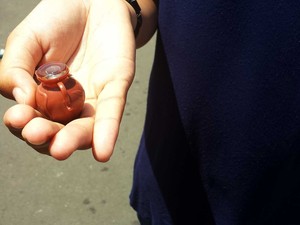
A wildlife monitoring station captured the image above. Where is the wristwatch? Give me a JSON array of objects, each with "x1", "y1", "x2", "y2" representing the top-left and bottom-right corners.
[{"x1": 126, "y1": 0, "x2": 142, "y2": 37}]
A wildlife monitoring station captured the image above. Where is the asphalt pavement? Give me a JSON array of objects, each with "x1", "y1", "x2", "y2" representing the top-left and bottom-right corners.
[{"x1": 0, "y1": 1, "x2": 155, "y2": 224}]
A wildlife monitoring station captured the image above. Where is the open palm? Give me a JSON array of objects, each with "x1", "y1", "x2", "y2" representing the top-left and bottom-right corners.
[{"x1": 0, "y1": 0, "x2": 137, "y2": 161}]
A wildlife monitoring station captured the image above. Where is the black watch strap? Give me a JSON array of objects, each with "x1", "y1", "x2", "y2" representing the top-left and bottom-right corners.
[{"x1": 126, "y1": 0, "x2": 142, "y2": 37}]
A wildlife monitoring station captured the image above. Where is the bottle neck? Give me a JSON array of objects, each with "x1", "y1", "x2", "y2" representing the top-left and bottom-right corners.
[{"x1": 40, "y1": 75, "x2": 70, "y2": 88}]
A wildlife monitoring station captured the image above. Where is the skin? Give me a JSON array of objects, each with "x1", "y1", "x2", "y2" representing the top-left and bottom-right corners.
[{"x1": 0, "y1": 0, "x2": 157, "y2": 161}]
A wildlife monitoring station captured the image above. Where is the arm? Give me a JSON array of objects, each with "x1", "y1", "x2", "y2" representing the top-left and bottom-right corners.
[{"x1": 0, "y1": 0, "x2": 157, "y2": 161}]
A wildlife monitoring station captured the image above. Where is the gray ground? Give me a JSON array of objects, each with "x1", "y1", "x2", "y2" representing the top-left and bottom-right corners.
[{"x1": 0, "y1": 1, "x2": 155, "y2": 224}]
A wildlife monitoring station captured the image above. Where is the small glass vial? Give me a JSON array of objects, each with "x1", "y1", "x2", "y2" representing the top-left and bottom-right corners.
[{"x1": 35, "y1": 62, "x2": 85, "y2": 124}]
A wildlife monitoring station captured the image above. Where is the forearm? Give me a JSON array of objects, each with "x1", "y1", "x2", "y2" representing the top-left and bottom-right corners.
[{"x1": 126, "y1": 0, "x2": 158, "y2": 48}]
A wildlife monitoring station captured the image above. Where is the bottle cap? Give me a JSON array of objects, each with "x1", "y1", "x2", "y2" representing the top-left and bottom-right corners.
[{"x1": 35, "y1": 62, "x2": 69, "y2": 84}]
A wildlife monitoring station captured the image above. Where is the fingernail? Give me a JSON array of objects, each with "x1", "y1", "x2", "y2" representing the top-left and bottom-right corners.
[{"x1": 13, "y1": 87, "x2": 26, "y2": 104}]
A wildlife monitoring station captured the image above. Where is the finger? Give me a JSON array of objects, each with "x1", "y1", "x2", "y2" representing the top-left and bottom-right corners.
[
  {"x1": 92, "y1": 79, "x2": 130, "y2": 162},
  {"x1": 0, "y1": 22, "x2": 44, "y2": 105},
  {"x1": 22, "y1": 117, "x2": 63, "y2": 156},
  {"x1": 21, "y1": 101, "x2": 95, "y2": 160},
  {"x1": 22, "y1": 117, "x2": 63, "y2": 146},
  {"x1": 49, "y1": 117, "x2": 94, "y2": 160},
  {"x1": 3, "y1": 104, "x2": 43, "y2": 135},
  {"x1": 3, "y1": 104, "x2": 55, "y2": 155},
  {"x1": 0, "y1": 62, "x2": 38, "y2": 106},
  {"x1": 47, "y1": 102, "x2": 95, "y2": 160}
]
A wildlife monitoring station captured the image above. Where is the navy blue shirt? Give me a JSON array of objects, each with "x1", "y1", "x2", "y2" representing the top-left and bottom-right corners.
[{"x1": 130, "y1": 1, "x2": 300, "y2": 224}]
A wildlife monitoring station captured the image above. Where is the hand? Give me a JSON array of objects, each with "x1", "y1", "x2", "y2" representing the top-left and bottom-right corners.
[{"x1": 0, "y1": 0, "x2": 137, "y2": 161}]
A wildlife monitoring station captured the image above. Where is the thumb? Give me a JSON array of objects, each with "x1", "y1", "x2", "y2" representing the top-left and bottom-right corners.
[
  {"x1": 0, "y1": 28, "x2": 41, "y2": 106},
  {"x1": 0, "y1": 59, "x2": 37, "y2": 106}
]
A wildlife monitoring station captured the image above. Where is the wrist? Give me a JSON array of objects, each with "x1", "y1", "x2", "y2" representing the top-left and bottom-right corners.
[{"x1": 125, "y1": 0, "x2": 142, "y2": 37}]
